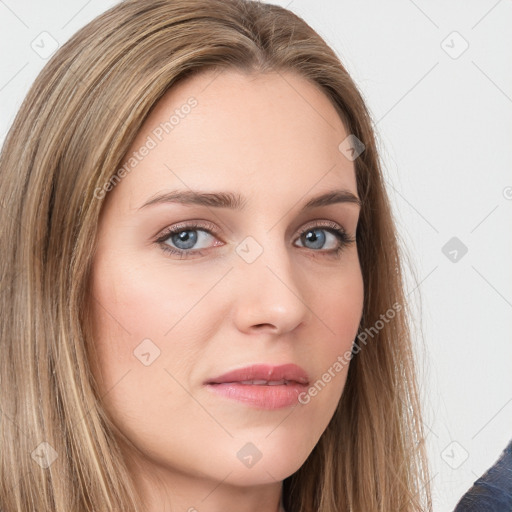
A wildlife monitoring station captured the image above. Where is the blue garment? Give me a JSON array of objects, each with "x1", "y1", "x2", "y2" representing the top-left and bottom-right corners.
[{"x1": 453, "y1": 438, "x2": 512, "y2": 511}]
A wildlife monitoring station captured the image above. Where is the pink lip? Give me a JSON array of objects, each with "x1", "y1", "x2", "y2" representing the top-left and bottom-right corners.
[{"x1": 204, "y1": 363, "x2": 309, "y2": 410}]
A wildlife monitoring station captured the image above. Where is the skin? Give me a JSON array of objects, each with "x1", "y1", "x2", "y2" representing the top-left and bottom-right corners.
[{"x1": 88, "y1": 69, "x2": 364, "y2": 512}]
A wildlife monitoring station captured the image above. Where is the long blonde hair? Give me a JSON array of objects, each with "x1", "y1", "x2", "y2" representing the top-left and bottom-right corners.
[{"x1": 0, "y1": 0, "x2": 432, "y2": 510}]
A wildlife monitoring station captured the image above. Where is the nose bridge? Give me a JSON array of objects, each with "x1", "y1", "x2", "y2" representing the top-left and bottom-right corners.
[{"x1": 231, "y1": 228, "x2": 309, "y2": 333}]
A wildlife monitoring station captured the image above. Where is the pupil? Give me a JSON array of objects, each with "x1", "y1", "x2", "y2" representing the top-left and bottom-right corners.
[
  {"x1": 173, "y1": 230, "x2": 197, "y2": 249},
  {"x1": 304, "y1": 229, "x2": 325, "y2": 249}
]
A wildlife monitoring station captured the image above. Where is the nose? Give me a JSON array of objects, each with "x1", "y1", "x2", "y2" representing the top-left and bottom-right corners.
[{"x1": 231, "y1": 237, "x2": 311, "y2": 336}]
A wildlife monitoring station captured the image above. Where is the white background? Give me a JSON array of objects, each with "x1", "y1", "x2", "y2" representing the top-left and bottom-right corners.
[{"x1": 1, "y1": 1, "x2": 511, "y2": 510}]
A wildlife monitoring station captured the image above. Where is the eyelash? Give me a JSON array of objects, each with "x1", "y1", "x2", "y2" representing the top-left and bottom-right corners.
[{"x1": 154, "y1": 220, "x2": 355, "y2": 260}]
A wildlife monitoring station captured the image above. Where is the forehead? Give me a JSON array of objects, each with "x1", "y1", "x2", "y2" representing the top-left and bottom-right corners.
[{"x1": 110, "y1": 69, "x2": 357, "y2": 211}]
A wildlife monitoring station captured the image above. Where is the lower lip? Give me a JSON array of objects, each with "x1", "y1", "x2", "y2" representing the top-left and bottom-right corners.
[{"x1": 205, "y1": 382, "x2": 308, "y2": 409}]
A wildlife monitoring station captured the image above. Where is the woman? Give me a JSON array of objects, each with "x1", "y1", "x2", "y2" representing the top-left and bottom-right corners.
[{"x1": 0, "y1": 0, "x2": 432, "y2": 511}]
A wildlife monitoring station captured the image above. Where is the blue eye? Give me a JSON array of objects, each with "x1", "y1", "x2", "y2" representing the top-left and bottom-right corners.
[
  {"x1": 295, "y1": 223, "x2": 355, "y2": 257},
  {"x1": 166, "y1": 228, "x2": 209, "y2": 251},
  {"x1": 155, "y1": 221, "x2": 355, "y2": 259},
  {"x1": 297, "y1": 227, "x2": 342, "y2": 251}
]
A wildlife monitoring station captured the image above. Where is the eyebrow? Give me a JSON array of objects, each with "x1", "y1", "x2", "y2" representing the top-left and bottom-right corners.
[{"x1": 138, "y1": 188, "x2": 361, "y2": 211}]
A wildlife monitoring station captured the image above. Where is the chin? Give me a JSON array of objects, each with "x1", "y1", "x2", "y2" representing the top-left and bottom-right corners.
[
  {"x1": 213, "y1": 437, "x2": 314, "y2": 486},
  {"x1": 215, "y1": 458, "x2": 305, "y2": 488}
]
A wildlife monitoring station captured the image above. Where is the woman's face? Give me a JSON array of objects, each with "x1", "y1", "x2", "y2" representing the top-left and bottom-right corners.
[{"x1": 89, "y1": 69, "x2": 364, "y2": 500}]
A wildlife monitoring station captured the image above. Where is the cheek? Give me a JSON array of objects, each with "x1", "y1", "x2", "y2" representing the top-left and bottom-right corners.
[
  {"x1": 301, "y1": 258, "x2": 364, "y2": 407},
  {"x1": 87, "y1": 248, "x2": 231, "y2": 403},
  {"x1": 89, "y1": 249, "x2": 226, "y2": 346},
  {"x1": 87, "y1": 252, "x2": 214, "y2": 450},
  {"x1": 313, "y1": 254, "x2": 364, "y2": 351}
]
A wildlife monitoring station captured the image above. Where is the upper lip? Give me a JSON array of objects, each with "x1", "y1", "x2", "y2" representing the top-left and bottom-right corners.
[{"x1": 205, "y1": 363, "x2": 309, "y2": 385}]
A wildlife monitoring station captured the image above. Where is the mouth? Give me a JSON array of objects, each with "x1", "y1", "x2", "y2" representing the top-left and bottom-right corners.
[
  {"x1": 221, "y1": 379, "x2": 300, "y2": 385},
  {"x1": 204, "y1": 363, "x2": 310, "y2": 409}
]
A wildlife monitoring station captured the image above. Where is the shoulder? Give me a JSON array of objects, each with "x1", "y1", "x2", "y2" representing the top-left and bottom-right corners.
[{"x1": 454, "y1": 438, "x2": 512, "y2": 511}]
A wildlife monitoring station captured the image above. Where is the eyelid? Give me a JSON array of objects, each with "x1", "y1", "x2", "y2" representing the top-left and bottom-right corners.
[
  {"x1": 154, "y1": 219, "x2": 352, "y2": 244},
  {"x1": 154, "y1": 219, "x2": 219, "y2": 242},
  {"x1": 297, "y1": 219, "x2": 346, "y2": 235}
]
